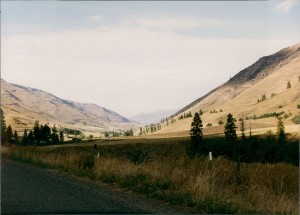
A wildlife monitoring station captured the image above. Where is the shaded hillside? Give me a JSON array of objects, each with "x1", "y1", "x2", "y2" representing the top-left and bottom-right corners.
[{"x1": 1, "y1": 79, "x2": 139, "y2": 133}]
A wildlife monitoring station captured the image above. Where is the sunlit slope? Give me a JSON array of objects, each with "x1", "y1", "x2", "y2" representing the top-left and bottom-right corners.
[{"x1": 157, "y1": 44, "x2": 300, "y2": 135}]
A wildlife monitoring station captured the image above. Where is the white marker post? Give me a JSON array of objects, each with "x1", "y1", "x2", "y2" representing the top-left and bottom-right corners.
[{"x1": 208, "y1": 152, "x2": 212, "y2": 169}]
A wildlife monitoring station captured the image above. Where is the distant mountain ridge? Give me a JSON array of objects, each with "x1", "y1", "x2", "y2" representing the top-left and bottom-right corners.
[
  {"x1": 129, "y1": 109, "x2": 179, "y2": 125},
  {"x1": 1, "y1": 79, "x2": 139, "y2": 133}
]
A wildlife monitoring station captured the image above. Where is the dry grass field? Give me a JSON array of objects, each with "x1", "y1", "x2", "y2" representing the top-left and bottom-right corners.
[{"x1": 4, "y1": 136, "x2": 299, "y2": 214}]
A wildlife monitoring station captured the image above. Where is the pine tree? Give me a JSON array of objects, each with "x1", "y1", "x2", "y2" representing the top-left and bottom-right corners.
[
  {"x1": 240, "y1": 118, "x2": 246, "y2": 141},
  {"x1": 1, "y1": 108, "x2": 7, "y2": 144},
  {"x1": 6, "y1": 125, "x2": 13, "y2": 143},
  {"x1": 42, "y1": 124, "x2": 51, "y2": 142},
  {"x1": 276, "y1": 118, "x2": 285, "y2": 143},
  {"x1": 33, "y1": 121, "x2": 41, "y2": 144},
  {"x1": 22, "y1": 129, "x2": 28, "y2": 146},
  {"x1": 28, "y1": 131, "x2": 34, "y2": 145},
  {"x1": 190, "y1": 112, "x2": 203, "y2": 146},
  {"x1": 14, "y1": 130, "x2": 19, "y2": 144},
  {"x1": 59, "y1": 130, "x2": 64, "y2": 142},
  {"x1": 51, "y1": 125, "x2": 59, "y2": 144},
  {"x1": 224, "y1": 113, "x2": 237, "y2": 142},
  {"x1": 287, "y1": 81, "x2": 291, "y2": 89}
]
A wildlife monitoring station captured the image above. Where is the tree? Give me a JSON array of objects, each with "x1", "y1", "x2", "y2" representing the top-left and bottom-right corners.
[
  {"x1": 6, "y1": 125, "x2": 13, "y2": 143},
  {"x1": 1, "y1": 108, "x2": 7, "y2": 144},
  {"x1": 190, "y1": 112, "x2": 203, "y2": 146},
  {"x1": 33, "y1": 121, "x2": 41, "y2": 143},
  {"x1": 14, "y1": 130, "x2": 19, "y2": 144},
  {"x1": 240, "y1": 118, "x2": 246, "y2": 141},
  {"x1": 41, "y1": 124, "x2": 51, "y2": 142},
  {"x1": 261, "y1": 94, "x2": 266, "y2": 101},
  {"x1": 218, "y1": 120, "x2": 224, "y2": 125},
  {"x1": 59, "y1": 130, "x2": 64, "y2": 143},
  {"x1": 28, "y1": 131, "x2": 34, "y2": 145},
  {"x1": 276, "y1": 117, "x2": 285, "y2": 143},
  {"x1": 199, "y1": 109, "x2": 204, "y2": 116},
  {"x1": 287, "y1": 81, "x2": 291, "y2": 89},
  {"x1": 124, "y1": 129, "x2": 134, "y2": 136},
  {"x1": 51, "y1": 125, "x2": 59, "y2": 144},
  {"x1": 224, "y1": 113, "x2": 237, "y2": 142},
  {"x1": 88, "y1": 135, "x2": 94, "y2": 140},
  {"x1": 22, "y1": 129, "x2": 28, "y2": 146}
]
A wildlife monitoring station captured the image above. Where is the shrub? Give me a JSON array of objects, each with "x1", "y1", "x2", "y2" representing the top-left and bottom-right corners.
[
  {"x1": 284, "y1": 114, "x2": 289, "y2": 119},
  {"x1": 287, "y1": 81, "x2": 291, "y2": 89},
  {"x1": 292, "y1": 114, "x2": 300, "y2": 124},
  {"x1": 206, "y1": 123, "x2": 212, "y2": 127},
  {"x1": 297, "y1": 104, "x2": 300, "y2": 109},
  {"x1": 271, "y1": 93, "x2": 276, "y2": 97}
]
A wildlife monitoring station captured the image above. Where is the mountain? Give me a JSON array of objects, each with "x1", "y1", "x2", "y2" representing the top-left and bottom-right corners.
[
  {"x1": 0, "y1": 79, "x2": 139, "y2": 133},
  {"x1": 129, "y1": 109, "x2": 179, "y2": 125},
  {"x1": 157, "y1": 43, "x2": 300, "y2": 135}
]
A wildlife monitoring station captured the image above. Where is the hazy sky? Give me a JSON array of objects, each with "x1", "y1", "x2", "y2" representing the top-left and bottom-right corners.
[{"x1": 1, "y1": 1, "x2": 299, "y2": 117}]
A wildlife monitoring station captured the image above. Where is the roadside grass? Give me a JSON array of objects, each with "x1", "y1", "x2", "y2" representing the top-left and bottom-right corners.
[{"x1": 4, "y1": 138, "x2": 299, "y2": 214}]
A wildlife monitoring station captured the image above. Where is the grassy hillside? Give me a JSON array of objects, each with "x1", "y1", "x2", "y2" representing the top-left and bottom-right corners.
[{"x1": 156, "y1": 44, "x2": 300, "y2": 135}]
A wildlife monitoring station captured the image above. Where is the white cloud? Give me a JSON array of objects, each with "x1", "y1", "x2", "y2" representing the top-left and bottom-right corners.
[
  {"x1": 274, "y1": 0, "x2": 298, "y2": 14},
  {"x1": 87, "y1": 15, "x2": 102, "y2": 22}
]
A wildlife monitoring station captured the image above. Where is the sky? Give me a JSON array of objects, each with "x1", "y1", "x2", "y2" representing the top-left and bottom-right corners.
[{"x1": 1, "y1": 0, "x2": 300, "y2": 117}]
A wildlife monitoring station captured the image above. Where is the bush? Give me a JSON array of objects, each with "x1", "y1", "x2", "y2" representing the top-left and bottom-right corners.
[
  {"x1": 206, "y1": 123, "x2": 212, "y2": 127},
  {"x1": 292, "y1": 114, "x2": 300, "y2": 124}
]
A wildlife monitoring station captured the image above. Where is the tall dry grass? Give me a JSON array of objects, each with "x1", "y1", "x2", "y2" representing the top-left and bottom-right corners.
[{"x1": 5, "y1": 145, "x2": 299, "y2": 214}]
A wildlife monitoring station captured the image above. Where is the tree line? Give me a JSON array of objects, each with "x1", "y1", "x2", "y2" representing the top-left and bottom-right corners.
[
  {"x1": 1, "y1": 109, "x2": 64, "y2": 146},
  {"x1": 188, "y1": 112, "x2": 298, "y2": 166},
  {"x1": 21, "y1": 121, "x2": 64, "y2": 146}
]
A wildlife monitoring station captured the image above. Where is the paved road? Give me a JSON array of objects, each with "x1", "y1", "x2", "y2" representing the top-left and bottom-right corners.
[{"x1": 1, "y1": 159, "x2": 193, "y2": 214}]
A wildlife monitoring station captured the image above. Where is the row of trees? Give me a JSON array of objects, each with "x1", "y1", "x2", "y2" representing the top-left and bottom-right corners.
[
  {"x1": 103, "y1": 129, "x2": 134, "y2": 138},
  {"x1": 178, "y1": 111, "x2": 192, "y2": 120},
  {"x1": 188, "y1": 112, "x2": 296, "y2": 165},
  {"x1": 139, "y1": 123, "x2": 162, "y2": 135},
  {"x1": 21, "y1": 121, "x2": 64, "y2": 146}
]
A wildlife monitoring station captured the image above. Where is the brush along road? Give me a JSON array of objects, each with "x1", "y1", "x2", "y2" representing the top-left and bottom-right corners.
[{"x1": 1, "y1": 159, "x2": 195, "y2": 214}]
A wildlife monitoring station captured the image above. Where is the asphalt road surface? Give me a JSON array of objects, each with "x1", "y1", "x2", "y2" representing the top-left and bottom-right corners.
[{"x1": 1, "y1": 159, "x2": 194, "y2": 214}]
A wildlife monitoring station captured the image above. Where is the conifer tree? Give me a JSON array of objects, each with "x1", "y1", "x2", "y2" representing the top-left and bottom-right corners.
[
  {"x1": 33, "y1": 121, "x2": 41, "y2": 143},
  {"x1": 22, "y1": 129, "x2": 28, "y2": 146},
  {"x1": 59, "y1": 130, "x2": 64, "y2": 143},
  {"x1": 42, "y1": 124, "x2": 51, "y2": 142},
  {"x1": 240, "y1": 118, "x2": 246, "y2": 141},
  {"x1": 1, "y1": 108, "x2": 7, "y2": 143},
  {"x1": 51, "y1": 125, "x2": 59, "y2": 144},
  {"x1": 14, "y1": 130, "x2": 19, "y2": 144},
  {"x1": 287, "y1": 81, "x2": 291, "y2": 89},
  {"x1": 224, "y1": 113, "x2": 237, "y2": 142},
  {"x1": 190, "y1": 112, "x2": 203, "y2": 146},
  {"x1": 28, "y1": 131, "x2": 34, "y2": 145},
  {"x1": 6, "y1": 125, "x2": 13, "y2": 143},
  {"x1": 277, "y1": 118, "x2": 285, "y2": 143}
]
